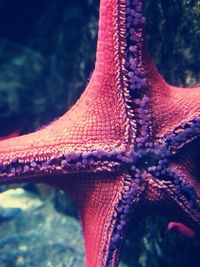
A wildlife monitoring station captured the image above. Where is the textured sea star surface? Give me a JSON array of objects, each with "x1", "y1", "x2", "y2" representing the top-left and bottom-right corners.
[{"x1": 0, "y1": 0, "x2": 200, "y2": 266}]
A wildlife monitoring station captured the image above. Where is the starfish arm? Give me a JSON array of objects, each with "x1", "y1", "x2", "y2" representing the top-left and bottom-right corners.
[
  {"x1": 56, "y1": 172, "x2": 145, "y2": 267},
  {"x1": 148, "y1": 65, "x2": 200, "y2": 142},
  {"x1": 150, "y1": 85, "x2": 200, "y2": 161},
  {"x1": 163, "y1": 167, "x2": 200, "y2": 230},
  {"x1": 138, "y1": 12, "x2": 200, "y2": 146},
  {"x1": 0, "y1": 0, "x2": 153, "y2": 183},
  {"x1": 151, "y1": 138, "x2": 200, "y2": 230},
  {"x1": 163, "y1": 115, "x2": 200, "y2": 155},
  {"x1": 0, "y1": 0, "x2": 133, "y2": 183}
]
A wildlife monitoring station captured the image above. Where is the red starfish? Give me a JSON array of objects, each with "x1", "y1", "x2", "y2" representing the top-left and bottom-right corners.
[
  {"x1": 0, "y1": 0, "x2": 200, "y2": 266},
  {"x1": 168, "y1": 221, "x2": 196, "y2": 238}
]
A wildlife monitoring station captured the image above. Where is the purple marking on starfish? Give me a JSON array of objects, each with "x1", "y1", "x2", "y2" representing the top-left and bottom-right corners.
[
  {"x1": 163, "y1": 118, "x2": 200, "y2": 153},
  {"x1": 108, "y1": 173, "x2": 144, "y2": 262},
  {"x1": 163, "y1": 168, "x2": 200, "y2": 217},
  {"x1": 123, "y1": 0, "x2": 154, "y2": 153}
]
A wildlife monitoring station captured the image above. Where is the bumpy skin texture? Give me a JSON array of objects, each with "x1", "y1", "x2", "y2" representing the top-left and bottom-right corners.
[{"x1": 0, "y1": 0, "x2": 200, "y2": 266}]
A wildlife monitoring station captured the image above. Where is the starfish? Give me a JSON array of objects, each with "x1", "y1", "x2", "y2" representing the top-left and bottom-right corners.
[{"x1": 0, "y1": 0, "x2": 199, "y2": 266}]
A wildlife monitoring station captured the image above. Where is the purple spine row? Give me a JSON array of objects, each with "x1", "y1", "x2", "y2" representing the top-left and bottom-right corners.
[
  {"x1": 0, "y1": 147, "x2": 132, "y2": 177},
  {"x1": 166, "y1": 167, "x2": 200, "y2": 215},
  {"x1": 164, "y1": 118, "x2": 200, "y2": 149},
  {"x1": 124, "y1": 0, "x2": 153, "y2": 150},
  {"x1": 108, "y1": 173, "x2": 142, "y2": 259}
]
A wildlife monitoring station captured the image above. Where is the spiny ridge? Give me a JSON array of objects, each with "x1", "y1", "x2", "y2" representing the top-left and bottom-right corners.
[
  {"x1": 0, "y1": 148, "x2": 127, "y2": 179},
  {"x1": 164, "y1": 117, "x2": 200, "y2": 152},
  {"x1": 165, "y1": 167, "x2": 200, "y2": 220},
  {"x1": 122, "y1": 0, "x2": 153, "y2": 150},
  {"x1": 107, "y1": 173, "x2": 144, "y2": 264}
]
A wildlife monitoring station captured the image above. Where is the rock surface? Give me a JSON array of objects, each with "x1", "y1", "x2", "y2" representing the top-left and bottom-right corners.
[{"x1": 0, "y1": 189, "x2": 84, "y2": 267}]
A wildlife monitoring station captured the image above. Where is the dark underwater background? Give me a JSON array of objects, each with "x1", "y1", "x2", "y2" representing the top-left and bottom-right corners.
[{"x1": 0, "y1": 0, "x2": 199, "y2": 266}]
